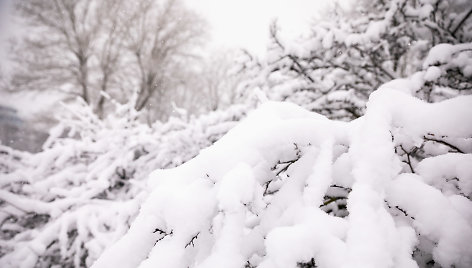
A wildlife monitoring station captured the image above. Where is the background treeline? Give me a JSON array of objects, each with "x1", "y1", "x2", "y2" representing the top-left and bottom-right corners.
[{"x1": 2, "y1": 0, "x2": 242, "y2": 125}]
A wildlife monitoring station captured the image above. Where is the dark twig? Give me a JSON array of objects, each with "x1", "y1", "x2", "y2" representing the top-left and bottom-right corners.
[
  {"x1": 320, "y1": 196, "x2": 347, "y2": 207},
  {"x1": 276, "y1": 161, "x2": 295, "y2": 176},
  {"x1": 385, "y1": 201, "x2": 415, "y2": 220},
  {"x1": 452, "y1": 8, "x2": 472, "y2": 37},
  {"x1": 153, "y1": 228, "x2": 173, "y2": 245},
  {"x1": 330, "y1": 185, "x2": 352, "y2": 192},
  {"x1": 185, "y1": 232, "x2": 200, "y2": 248},
  {"x1": 399, "y1": 145, "x2": 415, "y2": 173},
  {"x1": 423, "y1": 136, "x2": 464, "y2": 153}
]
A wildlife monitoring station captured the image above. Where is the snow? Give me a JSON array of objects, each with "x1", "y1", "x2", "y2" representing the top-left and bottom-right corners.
[
  {"x1": 2, "y1": 0, "x2": 472, "y2": 267},
  {"x1": 423, "y1": 43, "x2": 456, "y2": 67},
  {"x1": 92, "y1": 87, "x2": 472, "y2": 268},
  {"x1": 416, "y1": 154, "x2": 472, "y2": 196},
  {"x1": 0, "y1": 100, "x2": 248, "y2": 268},
  {"x1": 423, "y1": 66, "x2": 441, "y2": 81},
  {"x1": 423, "y1": 43, "x2": 472, "y2": 76},
  {"x1": 386, "y1": 174, "x2": 472, "y2": 267}
]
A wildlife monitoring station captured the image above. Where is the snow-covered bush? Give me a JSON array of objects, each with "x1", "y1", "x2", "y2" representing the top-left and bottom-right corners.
[
  {"x1": 93, "y1": 84, "x2": 472, "y2": 268},
  {"x1": 92, "y1": 36, "x2": 472, "y2": 267},
  {"x1": 241, "y1": 0, "x2": 472, "y2": 120},
  {"x1": 2, "y1": 1, "x2": 472, "y2": 267},
  {"x1": 0, "y1": 99, "x2": 247, "y2": 267}
]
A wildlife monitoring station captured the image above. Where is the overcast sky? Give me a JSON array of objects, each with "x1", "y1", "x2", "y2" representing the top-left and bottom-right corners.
[{"x1": 184, "y1": 0, "x2": 338, "y2": 55}]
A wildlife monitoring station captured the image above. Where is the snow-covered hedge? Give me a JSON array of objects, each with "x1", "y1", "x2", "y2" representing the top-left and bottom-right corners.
[
  {"x1": 0, "y1": 100, "x2": 247, "y2": 267},
  {"x1": 92, "y1": 83, "x2": 472, "y2": 268}
]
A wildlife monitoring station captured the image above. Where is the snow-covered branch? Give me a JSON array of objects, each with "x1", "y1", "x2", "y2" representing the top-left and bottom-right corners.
[{"x1": 93, "y1": 87, "x2": 472, "y2": 268}]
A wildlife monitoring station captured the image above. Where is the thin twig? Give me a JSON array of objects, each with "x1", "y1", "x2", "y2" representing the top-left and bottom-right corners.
[
  {"x1": 423, "y1": 136, "x2": 464, "y2": 153},
  {"x1": 399, "y1": 145, "x2": 415, "y2": 173},
  {"x1": 320, "y1": 196, "x2": 347, "y2": 207},
  {"x1": 452, "y1": 8, "x2": 472, "y2": 37},
  {"x1": 185, "y1": 232, "x2": 200, "y2": 248}
]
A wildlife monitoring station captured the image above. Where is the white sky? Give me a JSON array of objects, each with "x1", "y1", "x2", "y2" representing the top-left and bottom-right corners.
[{"x1": 185, "y1": 0, "x2": 336, "y2": 55}]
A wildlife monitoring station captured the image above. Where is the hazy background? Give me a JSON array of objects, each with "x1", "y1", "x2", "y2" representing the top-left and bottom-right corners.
[{"x1": 0, "y1": 0, "x2": 341, "y2": 152}]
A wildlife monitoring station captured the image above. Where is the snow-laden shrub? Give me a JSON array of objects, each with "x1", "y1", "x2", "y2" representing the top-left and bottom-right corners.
[
  {"x1": 93, "y1": 85, "x2": 472, "y2": 268},
  {"x1": 0, "y1": 99, "x2": 247, "y2": 267},
  {"x1": 2, "y1": 1, "x2": 471, "y2": 267},
  {"x1": 240, "y1": 0, "x2": 472, "y2": 120}
]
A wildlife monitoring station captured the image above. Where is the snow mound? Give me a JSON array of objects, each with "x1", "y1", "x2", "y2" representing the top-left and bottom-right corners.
[{"x1": 93, "y1": 89, "x2": 472, "y2": 268}]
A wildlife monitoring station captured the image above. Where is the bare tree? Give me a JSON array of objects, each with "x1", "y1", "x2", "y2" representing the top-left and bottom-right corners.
[
  {"x1": 10, "y1": 0, "x2": 207, "y2": 120},
  {"x1": 198, "y1": 49, "x2": 244, "y2": 111},
  {"x1": 94, "y1": 0, "x2": 130, "y2": 117},
  {"x1": 125, "y1": 0, "x2": 205, "y2": 114},
  {"x1": 13, "y1": 0, "x2": 100, "y2": 104}
]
